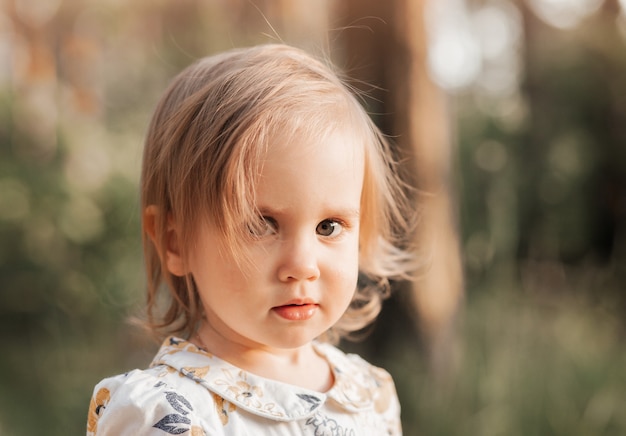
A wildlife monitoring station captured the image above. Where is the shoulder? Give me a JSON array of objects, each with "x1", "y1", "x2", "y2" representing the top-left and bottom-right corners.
[
  {"x1": 315, "y1": 342, "x2": 400, "y2": 405},
  {"x1": 315, "y1": 342, "x2": 402, "y2": 435},
  {"x1": 87, "y1": 366, "x2": 214, "y2": 436},
  {"x1": 315, "y1": 342, "x2": 395, "y2": 387}
]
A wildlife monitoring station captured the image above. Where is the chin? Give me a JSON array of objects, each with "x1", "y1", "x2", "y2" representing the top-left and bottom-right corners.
[{"x1": 265, "y1": 331, "x2": 322, "y2": 350}]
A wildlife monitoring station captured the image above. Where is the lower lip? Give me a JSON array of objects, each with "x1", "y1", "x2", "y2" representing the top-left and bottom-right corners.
[{"x1": 273, "y1": 304, "x2": 318, "y2": 321}]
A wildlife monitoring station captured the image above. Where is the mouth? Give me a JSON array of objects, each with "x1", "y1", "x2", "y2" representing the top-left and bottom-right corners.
[{"x1": 272, "y1": 302, "x2": 319, "y2": 321}]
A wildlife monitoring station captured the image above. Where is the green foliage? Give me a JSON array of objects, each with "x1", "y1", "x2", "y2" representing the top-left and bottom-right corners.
[
  {"x1": 0, "y1": 94, "x2": 144, "y2": 433},
  {"x1": 388, "y1": 285, "x2": 626, "y2": 436}
]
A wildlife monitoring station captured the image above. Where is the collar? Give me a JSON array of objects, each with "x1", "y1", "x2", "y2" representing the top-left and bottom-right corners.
[{"x1": 150, "y1": 336, "x2": 381, "y2": 422}]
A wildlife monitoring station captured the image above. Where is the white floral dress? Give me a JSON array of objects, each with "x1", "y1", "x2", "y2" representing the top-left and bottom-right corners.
[{"x1": 87, "y1": 337, "x2": 402, "y2": 435}]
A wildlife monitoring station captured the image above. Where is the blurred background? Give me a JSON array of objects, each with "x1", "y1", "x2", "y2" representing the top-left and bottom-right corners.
[{"x1": 1, "y1": 0, "x2": 625, "y2": 434}]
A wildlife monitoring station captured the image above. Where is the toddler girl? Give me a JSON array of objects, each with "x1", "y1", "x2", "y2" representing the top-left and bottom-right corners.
[{"x1": 87, "y1": 44, "x2": 414, "y2": 435}]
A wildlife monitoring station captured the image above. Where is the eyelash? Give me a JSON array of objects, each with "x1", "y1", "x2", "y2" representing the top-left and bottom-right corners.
[
  {"x1": 252, "y1": 217, "x2": 349, "y2": 239},
  {"x1": 316, "y1": 219, "x2": 344, "y2": 238}
]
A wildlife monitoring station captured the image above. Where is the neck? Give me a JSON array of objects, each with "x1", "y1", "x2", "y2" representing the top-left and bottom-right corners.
[{"x1": 194, "y1": 322, "x2": 334, "y2": 392}]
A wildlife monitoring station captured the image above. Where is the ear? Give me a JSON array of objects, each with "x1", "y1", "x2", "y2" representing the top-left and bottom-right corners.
[{"x1": 143, "y1": 205, "x2": 187, "y2": 277}]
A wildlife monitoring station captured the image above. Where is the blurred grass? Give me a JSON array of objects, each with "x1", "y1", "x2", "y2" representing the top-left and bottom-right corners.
[{"x1": 384, "y1": 279, "x2": 626, "y2": 436}]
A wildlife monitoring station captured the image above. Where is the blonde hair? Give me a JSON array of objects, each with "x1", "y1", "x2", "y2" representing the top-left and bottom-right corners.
[{"x1": 141, "y1": 44, "x2": 414, "y2": 344}]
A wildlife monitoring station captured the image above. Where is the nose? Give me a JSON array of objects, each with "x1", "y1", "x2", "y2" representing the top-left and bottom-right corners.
[{"x1": 277, "y1": 235, "x2": 320, "y2": 282}]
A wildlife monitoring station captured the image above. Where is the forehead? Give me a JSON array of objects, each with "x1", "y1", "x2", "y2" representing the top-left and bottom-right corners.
[
  {"x1": 265, "y1": 123, "x2": 365, "y2": 162},
  {"x1": 255, "y1": 127, "x2": 365, "y2": 207},
  {"x1": 265, "y1": 98, "x2": 370, "y2": 152}
]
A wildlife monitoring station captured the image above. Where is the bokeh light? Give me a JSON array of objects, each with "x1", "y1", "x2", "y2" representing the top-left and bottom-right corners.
[
  {"x1": 527, "y1": 0, "x2": 604, "y2": 29},
  {"x1": 427, "y1": 0, "x2": 481, "y2": 90}
]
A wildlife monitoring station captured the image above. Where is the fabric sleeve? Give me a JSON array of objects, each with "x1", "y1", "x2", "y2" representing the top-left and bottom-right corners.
[
  {"x1": 343, "y1": 351, "x2": 402, "y2": 436},
  {"x1": 87, "y1": 370, "x2": 207, "y2": 436},
  {"x1": 370, "y1": 365, "x2": 403, "y2": 436}
]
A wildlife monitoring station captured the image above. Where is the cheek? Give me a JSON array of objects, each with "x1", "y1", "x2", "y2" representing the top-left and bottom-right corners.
[
  {"x1": 207, "y1": 262, "x2": 253, "y2": 291},
  {"x1": 337, "y1": 269, "x2": 359, "y2": 312},
  {"x1": 328, "y1": 245, "x2": 360, "y2": 291},
  {"x1": 190, "y1": 249, "x2": 241, "y2": 293}
]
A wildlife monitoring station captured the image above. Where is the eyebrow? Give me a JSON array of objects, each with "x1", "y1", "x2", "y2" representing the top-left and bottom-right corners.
[{"x1": 257, "y1": 206, "x2": 360, "y2": 219}]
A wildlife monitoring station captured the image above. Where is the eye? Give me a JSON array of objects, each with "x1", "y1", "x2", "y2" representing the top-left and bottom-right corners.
[
  {"x1": 249, "y1": 216, "x2": 277, "y2": 238},
  {"x1": 316, "y1": 219, "x2": 343, "y2": 238}
]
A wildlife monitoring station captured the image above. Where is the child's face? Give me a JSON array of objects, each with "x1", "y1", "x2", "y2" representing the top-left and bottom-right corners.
[{"x1": 186, "y1": 128, "x2": 364, "y2": 351}]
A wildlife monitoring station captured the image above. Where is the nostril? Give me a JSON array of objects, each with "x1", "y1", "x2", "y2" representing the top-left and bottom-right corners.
[
  {"x1": 277, "y1": 238, "x2": 320, "y2": 282},
  {"x1": 279, "y1": 261, "x2": 320, "y2": 282}
]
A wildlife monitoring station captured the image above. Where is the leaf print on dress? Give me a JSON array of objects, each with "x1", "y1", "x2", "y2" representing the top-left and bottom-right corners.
[
  {"x1": 153, "y1": 413, "x2": 192, "y2": 435},
  {"x1": 153, "y1": 391, "x2": 195, "y2": 434},
  {"x1": 190, "y1": 426, "x2": 206, "y2": 436},
  {"x1": 181, "y1": 365, "x2": 210, "y2": 381},
  {"x1": 87, "y1": 387, "x2": 110, "y2": 435},
  {"x1": 156, "y1": 336, "x2": 214, "y2": 361},
  {"x1": 213, "y1": 392, "x2": 237, "y2": 426},
  {"x1": 165, "y1": 391, "x2": 193, "y2": 415},
  {"x1": 305, "y1": 413, "x2": 356, "y2": 436},
  {"x1": 296, "y1": 393, "x2": 322, "y2": 412}
]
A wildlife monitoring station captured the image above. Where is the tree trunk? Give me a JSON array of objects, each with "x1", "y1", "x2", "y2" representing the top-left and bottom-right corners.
[{"x1": 334, "y1": 0, "x2": 464, "y2": 368}]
